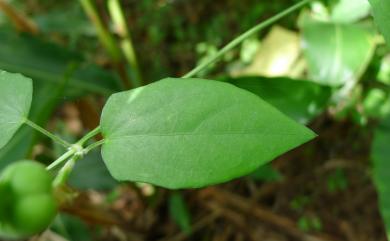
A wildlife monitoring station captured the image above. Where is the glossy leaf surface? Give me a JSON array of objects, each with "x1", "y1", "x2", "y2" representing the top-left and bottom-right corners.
[
  {"x1": 0, "y1": 72, "x2": 32, "y2": 149},
  {"x1": 100, "y1": 78, "x2": 315, "y2": 189}
]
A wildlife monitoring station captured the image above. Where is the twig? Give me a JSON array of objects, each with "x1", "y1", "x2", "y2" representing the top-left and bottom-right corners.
[
  {"x1": 182, "y1": 0, "x2": 311, "y2": 78},
  {"x1": 204, "y1": 201, "x2": 258, "y2": 241},
  {"x1": 25, "y1": 119, "x2": 72, "y2": 148},
  {"x1": 159, "y1": 211, "x2": 220, "y2": 241},
  {"x1": 200, "y1": 187, "x2": 327, "y2": 241}
]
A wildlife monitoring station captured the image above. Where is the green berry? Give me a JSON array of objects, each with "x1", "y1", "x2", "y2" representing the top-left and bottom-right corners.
[
  {"x1": 8, "y1": 161, "x2": 52, "y2": 196},
  {"x1": 0, "y1": 160, "x2": 58, "y2": 239},
  {"x1": 12, "y1": 194, "x2": 57, "y2": 235}
]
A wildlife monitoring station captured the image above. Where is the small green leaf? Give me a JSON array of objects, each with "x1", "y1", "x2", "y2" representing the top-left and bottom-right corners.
[
  {"x1": 372, "y1": 115, "x2": 390, "y2": 238},
  {"x1": 302, "y1": 20, "x2": 375, "y2": 86},
  {"x1": 100, "y1": 78, "x2": 316, "y2": 189},
  {"x1": 248, "y1": 164, "x2": 283, "y2": 182},
  {"x1": 169, "y1": 192, "x2": 192, "y2": 233},
  {"x1": 369, "y1": 0, "x2": 390, "y2": 46},
  {"x1": 0, "y1": 71, "x2": 32, "y2": 149},
  {"x1": 224, "y1": 77, "x2": 331, "y2": 124}
]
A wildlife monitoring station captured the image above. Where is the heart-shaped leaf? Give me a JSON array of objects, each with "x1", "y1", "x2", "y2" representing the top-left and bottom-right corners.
[
  {"x1": 0, "y1": 71, "x2": 32, "y2": 149},
  {"x1": 100, "y1": 78, "x2": 315, "y2": 189}
]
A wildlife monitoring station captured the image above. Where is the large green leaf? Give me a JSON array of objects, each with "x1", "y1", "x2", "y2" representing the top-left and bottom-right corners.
[
  {"x1": 301, "y1": 20, "x2": 375, "y2": 86},
  {"x1": 372, "y1": 115, "x2": 390, "y2": 239},
  {"x1": 0, "y1": 29, "x2": 121, "y2": 96},
  {"x1": 0, "y1": 71, "x2": 32, "y2": 149},
  {"x1": 224, "y1": 77, "x2": 331, "y2": 124},
  {"x1": 100, "y1": 78, "x2": 316, "y2": 189},
  {"x1": 369, "y1": 0, "x2": 390, "y2": 46}
]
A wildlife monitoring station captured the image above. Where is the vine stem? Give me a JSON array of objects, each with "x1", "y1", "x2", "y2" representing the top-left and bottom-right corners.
[
  {"x1": 83, "y1": 139, "x2": 105, "y2": 154},
  {"x1": 182, "y1": 0, "x2": 312, "y2": 78},
  {"x1": 46, "y1": 149, "x2": 75, "y2": 171},
  {"x1": 53, "y1": 155, "x2": 79, "y2": 187},
  {"x1": 76, "y1": 126, "x2": 101, "y2": 145},
  {"x1": 24, "y1": 119, "x2": 72, "y2": 148}
]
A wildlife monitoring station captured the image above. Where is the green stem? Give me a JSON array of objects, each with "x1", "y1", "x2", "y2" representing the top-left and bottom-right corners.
[
  {"x1": 108, "y1": 0, "x2": 143, "y2": 87},
  {"x1": 47, "y1": 127, "x2": 102, "y2": 171},
  {"x1": 84, "y1": 139, "x2": 105, "y2": 154},
  {"x1": 46, "y1": 149, "x2": 75, "y2": 171},
  {"x1": 182, "y1": 0, "x2": 312, "y2": 78},
  {"x1": 53, "y1": 155, "x2": 79, "y2": 187},
  {"x1": 76, "y1": 126, "x2": 101, "y2": 146},
  {"x1": 24, "y1": 119, "x2": 72, "y2": 148},
  {"x1": 79, "y1": 0, "x2": 122, "y2": 62}
]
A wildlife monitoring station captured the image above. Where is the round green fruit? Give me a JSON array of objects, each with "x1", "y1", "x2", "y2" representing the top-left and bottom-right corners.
[
  {"x1": 0, "y1": 160, "x2": 58, "y2": 239},
  {"x1": 12, "y1": 194, "x2": 57, "y2": 235},
  {"x1": 7, "y1": 161, "x2": 52, "y2": 196}
]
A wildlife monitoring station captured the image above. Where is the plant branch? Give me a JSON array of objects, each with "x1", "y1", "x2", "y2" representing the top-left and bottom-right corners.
[
  {"x1": 76, "y1": 126, "x2": 101, "y2": 146},
  {"x1": 46, "y1": 149, "x2": 76, "y2": 171},
  {"x1": 84, "y1": 139, "x2": 105, "y2": 154},
  {"x1": 24, "y1": 119, "x2": 72, "y2": 148},
  {"x1": 108, "y1": 0, "x2": 143, "y2": 87},
  {"x1": 53, "y1": 155, "x2": 79, "y2": 187},
  {"x1": 182, "y1": 0, "x2": 312, "y2": 78}
]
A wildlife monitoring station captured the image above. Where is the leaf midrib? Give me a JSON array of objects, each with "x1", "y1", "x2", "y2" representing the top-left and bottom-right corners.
[{"x1": 106, "y1": 131, "x2": 306, "y2": 140}]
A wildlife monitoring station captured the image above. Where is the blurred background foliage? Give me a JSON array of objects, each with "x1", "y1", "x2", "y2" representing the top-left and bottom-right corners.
[{"x1": 0, "y1": 0, "x2": 390, "y2": 240}]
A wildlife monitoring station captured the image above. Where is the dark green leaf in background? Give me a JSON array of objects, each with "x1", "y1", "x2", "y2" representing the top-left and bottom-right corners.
[
  {"x1": 302, "y1": 20, "x2": 375, "y2": 86},
  {"x1": 225, "y1": 76, "x2": 331, "y2": 124},
  {"x1": 0, "y1": 29, "x2": 121, "y2": 97},
  {"x1": 369, "y1": 0, "x2": 390, "y2": 47},
  {"x1": 51, "y1": 214, "x2": 92, "y2": 241},
  {"x1": 100, "y1": 78, "x2": 316, "y2": 189},
  {"x1": 69, "y1": 150, "x2": 117, "y2": 191},
  {"x1": 169, "y1": 192, "x2": 192, "y2": 233},
  {"x1": 372, "y1": 114, "x2": 390, "y2": 238},
  {"x1": 248, "y1": 164, "x2": 283, "y2": 182},
  {"x1": 0, "y1": 28, "x2": 122, "y2": 170},
  {"x1": 0, "y1": 71, "x2": 32, "y2": 149}
]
